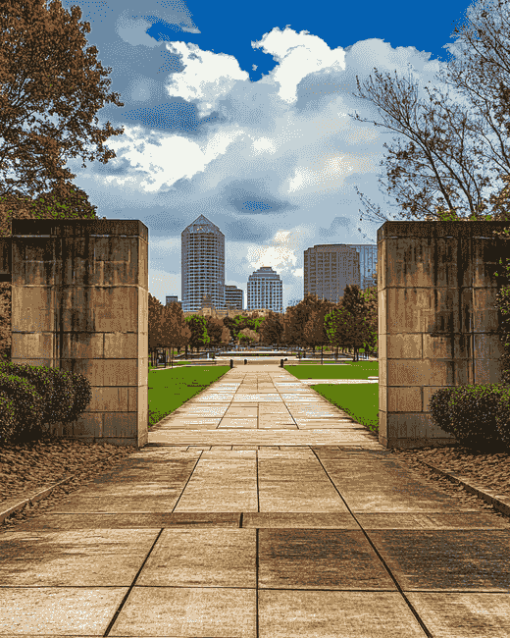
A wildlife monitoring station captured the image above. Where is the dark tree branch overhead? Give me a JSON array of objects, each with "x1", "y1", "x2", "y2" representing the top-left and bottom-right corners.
[{"x1": 0, "y1": 0, "x2": 125, "y2": 201}]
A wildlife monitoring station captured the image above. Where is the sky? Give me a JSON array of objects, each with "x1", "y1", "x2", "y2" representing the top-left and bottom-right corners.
[{"x1": 51, "y1": 0, "x2": 484, "y2": 309}]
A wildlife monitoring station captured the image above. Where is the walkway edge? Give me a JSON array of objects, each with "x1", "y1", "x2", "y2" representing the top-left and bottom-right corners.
[
  {"x1": 0, "y1": 474, "x2": 75, "y2": 524},
  {"x1": 419, "y1": 459, "x2": 510, "y2": 518}
]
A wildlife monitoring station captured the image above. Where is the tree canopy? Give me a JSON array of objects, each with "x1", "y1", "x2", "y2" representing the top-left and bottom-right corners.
[{"x1": 0, "y1": 0, "x2": 125, "y2": 202}]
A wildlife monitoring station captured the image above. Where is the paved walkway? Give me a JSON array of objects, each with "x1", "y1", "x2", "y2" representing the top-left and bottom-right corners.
[{"x1": 1, "y1": 364, "x2": 510, "y2": 637}]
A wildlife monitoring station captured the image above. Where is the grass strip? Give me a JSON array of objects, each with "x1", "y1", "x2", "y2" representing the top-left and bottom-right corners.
[
  {"x1": 148, "y1": 365, "x2": 230, "y2": 428},
  {"x1": 286, "y1": 361, "x2": 379, "y2": 380},
  {"x1": 312, "y1": 383, "x2": 379, "y2": 434}
]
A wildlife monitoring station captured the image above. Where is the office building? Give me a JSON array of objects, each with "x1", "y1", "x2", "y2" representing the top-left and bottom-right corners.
[
  {"x1": 247, "y1": 266, "x2": 283, "y2": 313},
  {"x1": 225, "y1": 285, "x2": 243, "y2": 310},
  {"x1": 181, "y1": 215, "x2": 226, "y2": 313},
  {"x1": 304, "y1": 244, "x2": 358, "y2": 303},
  {"x1": 165, "y1": 295, "x2": 182, "y2": 307},
  {"x1": 348, "y1": 244, "x2": 378, "y2": 290}
]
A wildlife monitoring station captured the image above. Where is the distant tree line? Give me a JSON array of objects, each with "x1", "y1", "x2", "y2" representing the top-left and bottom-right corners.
[{"x1": 148, "y1": 286, "x2": 378, "y2": 364}]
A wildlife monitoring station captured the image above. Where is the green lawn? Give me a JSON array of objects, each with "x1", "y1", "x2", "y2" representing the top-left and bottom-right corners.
[
  {"x1": 148, "y1": 365, "x2": 230, "y2": 428},
  {"x1": 312, "y1": 384, "x2": 379, "y2": 434},
  {"x1": 287, "y1": 361, "x2": 379, "y2": 380},
  {"x1": 285, "y1": 361, "x2": 380, "y2": 435},
  {"x1": 147, "y1": 361, "x2": 379, "y2": 435}
]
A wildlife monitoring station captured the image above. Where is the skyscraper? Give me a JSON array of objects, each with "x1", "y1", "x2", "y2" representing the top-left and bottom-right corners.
[
  {"x1": 181, "y1": 215, "x2": 226, "y2": 313},
  {"x1": 347, "y1": 244, "x2": 378, "y2": 290},
  {"x1": 247, "y1": 266, "x2": 283, "y2": 313},
  {"x1": 304, "y1": 244, "x2": 360, "y2": 303},
  {"x1": 304, "y1": 243, "x2": 378, "y2": 304}
]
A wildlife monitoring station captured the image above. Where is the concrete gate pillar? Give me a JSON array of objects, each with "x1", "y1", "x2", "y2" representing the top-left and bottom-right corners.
[
  {"x1": 378, "y1": 221, "x2": 509, "y2": 450},
  {"x1": 2, "y1": 219, "x2": 148, "y2": 448}
]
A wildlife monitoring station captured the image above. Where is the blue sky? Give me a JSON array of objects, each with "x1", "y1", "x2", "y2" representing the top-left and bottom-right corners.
[{"x1": 54, "y1": 0, "x2": 480, "y2": 308}]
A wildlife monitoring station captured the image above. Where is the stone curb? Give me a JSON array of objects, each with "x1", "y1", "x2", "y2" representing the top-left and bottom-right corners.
[
  {"x1": 0, "y1": 474, "x2": 75, "y2": 525},
  {"x1": 419, "y1": 459, "x2": 510, "y2": 518}
]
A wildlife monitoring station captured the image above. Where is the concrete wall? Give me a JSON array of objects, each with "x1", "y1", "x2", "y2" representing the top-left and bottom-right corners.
[
  {"x1": 378, "y1": 221, "x2": 509, "y2": 450},
  {"x1": 4, "y1": 219, "x2": 148, "y2": 448}
]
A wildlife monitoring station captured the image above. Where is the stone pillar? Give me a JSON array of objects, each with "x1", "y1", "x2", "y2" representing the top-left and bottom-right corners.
[
  {"x1": 10, "y1": 219, "x2": 148, "y2": 448},
  {"x1": 378, "y1": 221, "x2": 509, "y2": 450}
]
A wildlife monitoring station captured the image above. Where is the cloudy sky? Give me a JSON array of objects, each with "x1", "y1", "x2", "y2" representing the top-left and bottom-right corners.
[{"x1": 57, "y1": 0, "x2": 479, "y2": 308}]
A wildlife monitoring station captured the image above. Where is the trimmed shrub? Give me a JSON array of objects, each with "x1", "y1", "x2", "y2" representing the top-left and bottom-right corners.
[
  {"x1": 0, "y1": 364, "x2": 93, "y2": 445},
  {"x1": 0, "y1": 391, "x2": 17, "y2": 442},
  {"x1": 429, "y1": 383, "x2": 506, "y2": 452},
  {"x1": 494, "y1": 384, "x2": 510, "y2": 448},
  {"x1": 0, "y1": 374, "x2": 45, "y2": 444}
]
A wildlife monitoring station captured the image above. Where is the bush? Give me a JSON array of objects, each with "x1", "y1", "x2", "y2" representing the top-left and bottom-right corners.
[
  {"x1": 429, "y1": 383, "x2": 508, "y2": 452},
  {"x1": 0, "y1": 391, "x2": 17, "y2": 442},
  {"x1": 0, "y1": 374, "x2": 45, "y2": 444},
  {"x1": 0, "y1": 363, "x2": 93, "y2": 445},
  {"x1": 494, "y1": 384, "x2": 510, "y2": 448}
]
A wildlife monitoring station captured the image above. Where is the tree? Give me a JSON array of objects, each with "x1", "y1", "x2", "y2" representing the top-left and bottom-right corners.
[
  {"x1": 283, "y1": 294, "x2": 335, "y2": 353},
  {"x1": 206, "y1": 316, "x2": 226, "y2": 351},
  {"x1": 148, "y1": 293, "x2": 164, "y2": 367},
  {"x1": 185, "y1": 314, "x2": 210, "y2": 354},
  {"x1": 0, "y1": 0, "x2": 125, "y2": 201},
  {"x1": 161, "y1": 302, "x2": 191, "y2": 365},
  {"x1": 348, "y1": 0, "x2": 510, "y2": 225},
  {"x1": 238, "y1": 327, "x2": 259, "y2": 347},
  {"x1": 348, "y1": 0, "x2": 510, "y2": 374},
  {"x1": 258, "y1": 311, "x2": 284, "y2": 346},
  {"x1": 0, "y1": 0, "x2": 125, "y2": 360},
  {"x1": 329, "y1": 285, "x2": 378, "y2": 361}
]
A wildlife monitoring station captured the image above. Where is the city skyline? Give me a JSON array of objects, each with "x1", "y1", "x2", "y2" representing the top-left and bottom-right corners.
[
  {"x1": 45, "y1": 0, "x2": 491, "y2": 309},
  {"x1": 176, "y1": 214, "x2": 377, "y2": 312}
]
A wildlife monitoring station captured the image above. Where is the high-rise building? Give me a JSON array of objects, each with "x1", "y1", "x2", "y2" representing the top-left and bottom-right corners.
[
  {"x1": 304, "y1": 244, "x2": 360, "y2": 303},
  {"x1": 304, "y1": 243, "x2": 378, "y2": 304},
  {"x1": 165, "y1": 295, "x2": 182, "y2": 307},
  {"x1": 347, "y1": 244, "x2": 378, "y2": 290},
  {"x1": 181, "y1": 215, "x2": 226, "y2": 313},
  {"x1": 225, "y1": 285, "x2": 243, "y2": 310},
  {"x1": 247, "y1": 266, "x2": 283, "y2": 313}
]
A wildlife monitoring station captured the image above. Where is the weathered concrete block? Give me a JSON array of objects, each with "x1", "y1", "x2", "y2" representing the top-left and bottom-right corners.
[
  {"x1": 9, "y1": 219, "x2": 149, "y2": 448},
  {"x1": 378, "y1": 221, "x2": 509, "y2": 450}
]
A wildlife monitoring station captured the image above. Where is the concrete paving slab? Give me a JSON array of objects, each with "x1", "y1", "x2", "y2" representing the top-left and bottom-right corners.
[
  {"x1": 259, "y1": 529, "x2": 397, "y2": 590},
  {"x1": 258, "y1": 459, "x2": 334, "y2": 481},
  {"x1": 368, "y1": 529, "x2": 510, "y2": 591},
  {"x1": 136, "y1": 529, "x2": 256, "y2": 587},
  {"x1": 195, "y1": 394, "x2": 236, "y2": 402},
  {"x1": 223, "y1": 407, "x2": 258, "y2": 416},
  {"x1": 154, "y1": 421, "x2": 221, "y2": 430},
  {"x1": 0, "y1": 529, "x2": 158, "y2": 586},
  {"x1": 355, "y1": 512, "x2": 510, "y2": 530},
  {"x1": 257, "y1": 591, "x2": 427, "y2": 637},
  {"x1": 110, "y1": 587, "x2": 257, "y2": 637},
  {"x1": 0, "y1": 587, "x2": 127, "y2": 636},
  {"x1": 259, "y1": 423, "x2": 299, "y2": 429},
  {"x1": 173, "y1": 458, "x2": 258, "y2": 512},
  {"x1": 243, "y1": 513, "x2": 361, "y2": 528},
  {"x1": 11, "y1": 512, "x2": 242, "y2": 532},
  {"x1": 405, "y1": 592, "x2": 510, "y2": 637},
  {"x1": 219, "y1": 418, "x2": 258, "y2": 428},
  {"x1": 258, "y1": 482, "x2": 350, "y2": 512},
  {"x1": 50, "y1": 492, "x2": 184, "y2": 513},
  {"x1": 6, "y1": 365, "x2": 508, "y2": 635}
]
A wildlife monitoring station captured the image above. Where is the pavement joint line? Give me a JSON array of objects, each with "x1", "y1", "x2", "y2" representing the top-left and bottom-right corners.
[
  {"x1": 103, "y1": 527, "x2": 165, "y2": 637},
  {"x1": 309, "y1": 447, "x2": 434, "y2": 638}
]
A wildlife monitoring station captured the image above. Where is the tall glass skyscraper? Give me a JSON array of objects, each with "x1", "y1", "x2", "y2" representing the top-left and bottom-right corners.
[{"x1": 181, "y1": 215, "x2": 226, "y2": 312}]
